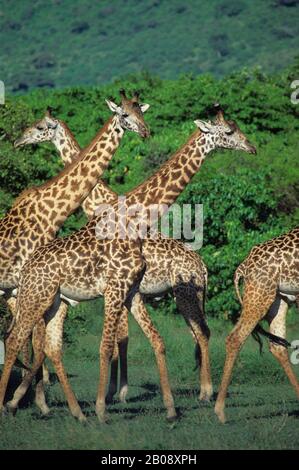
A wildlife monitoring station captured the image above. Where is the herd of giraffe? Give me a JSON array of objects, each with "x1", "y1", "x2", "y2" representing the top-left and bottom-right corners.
[{"x1": 0, "y1": 90, "x2": 298, "y2": 425}]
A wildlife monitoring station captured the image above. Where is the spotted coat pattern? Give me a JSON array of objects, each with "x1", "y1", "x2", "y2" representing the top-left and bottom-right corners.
[
  {"x1": 215, "y1": 227, "x2": 299, "y2": 423},
  {"x1": 1, "y1": 108, "x2": 256, "y2": 422}
]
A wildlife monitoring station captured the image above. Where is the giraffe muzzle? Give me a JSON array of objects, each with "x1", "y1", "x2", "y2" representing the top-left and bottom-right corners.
[
  {"x1": 141, "y1": 127, "x2": 150, "y2": 139},
  {"x1": 247, "y1": 143, "x2": 257, "y2": 155},
  {"x1": 14, "y1": 137, "x2": 27, "y2": 148}
]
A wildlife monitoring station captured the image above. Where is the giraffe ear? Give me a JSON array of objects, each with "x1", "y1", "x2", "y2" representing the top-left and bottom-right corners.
[
  {"x1": 194, "y1": 120, "x2": 215, "y2": 134},
  {"x1": 105, "y1": 99, "x2": 122, "y2": 114},
  {"x1": 140, "y1": 103, "x2": 150, "y2": 114},
  {"x1": 45, "y1": 115, "x2": 58, "y2": 129}
]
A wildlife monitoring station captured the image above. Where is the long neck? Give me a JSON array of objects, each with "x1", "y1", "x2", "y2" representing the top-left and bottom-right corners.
[
  {"x1": 52, "y1": 121, "x2": 118, "y2": 217},
  {"x1": 36, "y1": 115, "x2": 123, "y2": 232},
  {"x1": 88, "y1": 129, "x2": 215, "y2": 236},
  {"x1": 126, "y1": 130, "x2": 214, "y2": 210},
  {"x1": 52, "y1": 122, "x2": 81, "y2": 165}
]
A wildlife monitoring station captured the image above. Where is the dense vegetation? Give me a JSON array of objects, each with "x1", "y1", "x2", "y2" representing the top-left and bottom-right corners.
[
  {"x1": 0, "y1": 60, "x2": 298, "y2": 332},
  {"x1": 1, "y1": 0, "x2": 299, "y2": 92}
]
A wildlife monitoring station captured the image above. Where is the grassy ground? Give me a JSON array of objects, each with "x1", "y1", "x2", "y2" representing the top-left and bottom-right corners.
[{"x1": 1, "y1": 309, "x2": 299, "y2": 450}]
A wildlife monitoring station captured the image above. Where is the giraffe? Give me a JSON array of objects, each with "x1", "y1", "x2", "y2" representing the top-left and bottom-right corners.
[
  {"x1": 0, "y1": 107, "x2": 256, "y2": 423},
  {"x1": 215, "y1": 227, "x2": 299, "y2": 424},
  {"x1": 0, "y1": 89, "x2": 150, "y2": 411},
  {"x1": 17, "y1": 109, "x2": 212, "y2": 408}
]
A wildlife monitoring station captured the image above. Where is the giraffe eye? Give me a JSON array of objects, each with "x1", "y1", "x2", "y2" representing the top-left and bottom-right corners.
[
  {"x1": 36, "y1": 125, "x2": 44, "y2": 131},
  {"x1": 122, "y1": 113, "x2": 129, "y2": 118}
]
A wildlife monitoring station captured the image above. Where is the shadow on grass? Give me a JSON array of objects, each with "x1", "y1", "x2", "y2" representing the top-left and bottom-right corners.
[
  {"x1": 4, "y1": 369, "x2": 78, "y2": 411},
  {"x1": 4, "y1": 369, "x2": 35, "y2": 410},
  {"x1": 226, "y1": 408, "x2": 299, "y2": 425}
]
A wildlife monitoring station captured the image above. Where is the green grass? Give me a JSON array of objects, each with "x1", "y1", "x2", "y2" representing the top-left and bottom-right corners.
[
  {"x1": 1, "y1": 309, "x2": 299, "y2": 450},
  {"x1": 1, "y1": 0, "x2": 299, "y2": 92}
]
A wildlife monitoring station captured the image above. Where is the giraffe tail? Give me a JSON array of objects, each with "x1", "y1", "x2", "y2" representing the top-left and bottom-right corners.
[
  {"x1": 253, "y1": 324, "x2": 291, "y2": 349},
  {"x1": 194, "y1": 343, "x2": 202, "y2": 370},
  {"x1": 193, "y1": 278, "x2": 210, "y2": 371}
]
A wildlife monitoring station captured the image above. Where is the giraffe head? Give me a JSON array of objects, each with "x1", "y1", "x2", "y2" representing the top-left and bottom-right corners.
[
  {"x1": 106, "y1": 89, "x2": 150, "y2": 138},
  {"x1": 194, "y1": 105, "x2": 256, "y2": 155},
  {"x1": 14, "y1": 108, "x2": 59, "y2": 148}
]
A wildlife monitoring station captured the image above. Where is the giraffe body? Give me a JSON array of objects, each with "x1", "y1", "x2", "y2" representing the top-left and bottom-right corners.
[{"x1": 215, "y1": 227, "x2": 299, "y2": 423}]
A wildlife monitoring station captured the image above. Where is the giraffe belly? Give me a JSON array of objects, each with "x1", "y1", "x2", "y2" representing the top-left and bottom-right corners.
[
  {"x1": 279, "y1": 282, "x2": 299, "y2": 302},
  {"x1": 60, "y1": 277, "x2": 106, "y2": 302},
  {"x1": 139, "y1": 275, "x2": 171, "y2": 296}
]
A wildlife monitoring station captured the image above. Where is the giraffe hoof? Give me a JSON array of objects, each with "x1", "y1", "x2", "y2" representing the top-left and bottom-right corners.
[
  {"x1": 39, "y1": 405, "x2": 51, "y2": 416},
  {"x1": 5, "y1": 402, "x2": 17, "y2": 416},
  {"x1": 119, "y1": 385, "x2": 128, "y2": 403},
  {"x1": 1, "y1": 405, "x2": 10, "y2": 417},
  {"x1": 78, "y1": 414, "x2": 87, "y2": 424},
  {"x1": 199, "y1": 391, "x2": 213, "y2": 402},
  {"x1": 71, "y1": 407, "x2": 87, "y2": 422},
  {"x1": 166, "y1": 412, "x2": 178, "y2": 423},
  {"x1": 97, "y1": 413, "x2": 110, "y2": 424},
  {"x1": 215, "y1": 405, "x2": 226, "y2": 424}
]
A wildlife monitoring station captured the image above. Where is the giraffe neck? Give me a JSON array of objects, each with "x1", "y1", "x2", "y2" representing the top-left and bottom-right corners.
[
  {"x1": 50, "y1": 120, "x2": 118, "y2": 218},
  {"x1": 49, "y1": 125, "x2": 214, "y2": 233},
  {"x1": 34, "y1": 115, "x2": 124, "y2": 232},
  {"x1": 86, "y1": 130, "x2": 215, "y2": 236},
  {"x1": 126, "y1": 130, "x2": 214, "y2": 210},
  {"x1": 51, "y1": 122, "x2": 81, "y2": 165}
]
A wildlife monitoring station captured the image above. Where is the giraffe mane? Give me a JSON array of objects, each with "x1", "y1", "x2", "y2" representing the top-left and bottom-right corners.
[
  {"x1": 129, "y1": 128, "x2": 202, "y2": 194},
  {"x1": 59, "y1": 121, "x2": 81, "y2": 155},
  {"x1": 12, "y1": 187, "x2": 39, "y2": 207}
]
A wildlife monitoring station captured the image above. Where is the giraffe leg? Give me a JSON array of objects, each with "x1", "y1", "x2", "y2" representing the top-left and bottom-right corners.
[
  {"x1": 6, "y1": 297, "x2": 31, "y2": 376},
  {"x1": 106, "y1": 338, "x2": 119, "y2": 404},
  {"x1": 32, "y1": 319, "x2": 50, "y2": 414},
  {"x1": 96, "y1": 285, "x2": 125, "y2": 423},
  {"x1": 42, "y1": 362, "x2": 51, "y2": 386},
  {"x1": 33, "y1": 303, "x2": 69, "y2": 414},
  {"x1": 117, "y1": 307, "x2": 129, "y2": 403},
  {"x1": 214, "y1": 283, "x2": 276, "y2": 424},
  {"x1": 267, "y1": 297, "x2": 299, "y2": 398},
  {"x1": 106, "y1": 306, "x2": 129, "y2": 404},
  {"x1": 174, "y1": 287, "x2": 213, "y2": 402},
  {"x1": 0, "y1": 294, "x2": 52, "y2": 413},
  {"x1": 130, "y1": 293, "x2": 177, "y2": 420},
  {"x1": 6, "y1": 337, "x2": 46, "y2": 414},
  {"x1": 7, "y1": 317, "x2": 52, "y2": 415},
  {"x1": 10, "y1": 298, "x2": 85, "y2": 421},
  {"x1": 42, "y1": 301, "x2": 86, "y2": 422},
  {"x1": 3, "y1": 290, "x2": 62, "y2": 415}
]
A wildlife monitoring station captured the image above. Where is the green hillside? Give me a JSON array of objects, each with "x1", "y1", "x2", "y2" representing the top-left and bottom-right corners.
[{"x1": 1, "y1": 0, "x2": 299, "y2": 92}]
